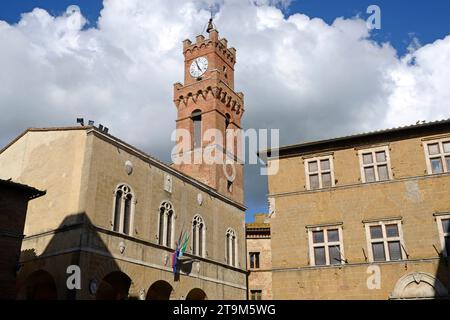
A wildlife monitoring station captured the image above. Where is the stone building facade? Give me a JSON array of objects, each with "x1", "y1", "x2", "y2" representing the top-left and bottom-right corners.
[
  {"x1": 264, "y1": 120, "x2": 450, "y2": 299},
  {"x1": 0, "y1": 25, "x2": 247, "y2": 300},
  {"x1": 246, "y1": 214, "x2": 272, "y2": 300},
  {"x1": 0, "y1": 180, "x2": 44, "y2": 300}
]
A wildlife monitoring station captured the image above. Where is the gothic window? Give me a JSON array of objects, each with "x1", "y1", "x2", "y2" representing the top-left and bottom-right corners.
[
  {"x1": 113, "y1": 190, "x2": 122, "y2": 232},
  {"x1": 158, "y1": 201, "x2": 175, "y2": 248},
  {"x1": 123, "y1": 193, "x2": 132, "y2": 235},
  {"x1": 226, "y1": 228, "x2": 238, "y2": 267},
  {"x1": 192, "y1": 215, "x2": 205, "y2": 257},
  {"x1": 225, "y1": 113, "x2": 231, "y2": 153},
  {"x1": 112, "y1": 184, "x2": 135, "y2": 236},
  {"x1": 192, "y1": 109, "x2": 202, "y2": 149}
]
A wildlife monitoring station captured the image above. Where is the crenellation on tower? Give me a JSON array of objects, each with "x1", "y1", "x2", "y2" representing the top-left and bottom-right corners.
[
  {"x1": 195, "y1": 34, "x2": 205, "y2": 44},
  {"x1": 219, "y1": 38, "x2": 228, "y2": 48},
  {"x1": 182, "y1": 39, "x2": 192, "y2": 51},
  {"x1": 182, "y1": 29, "x2": 236, "y2": 69},
  {"x1": 208, "y1": 28, "x2": 219, "y2": 42},
  {"x1": 173, "y1": 84, "x2": 244, "y2": 118}
]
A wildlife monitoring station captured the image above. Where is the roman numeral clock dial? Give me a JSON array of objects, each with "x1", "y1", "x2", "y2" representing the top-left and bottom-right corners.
[{"x1": 190, "y1": 57, "x2": 208, "y2": 78}]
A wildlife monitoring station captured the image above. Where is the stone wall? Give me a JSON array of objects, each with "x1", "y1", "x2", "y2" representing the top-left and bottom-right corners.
[{"x1": 268, "y1": 131, "x2": 450, "y2": 299}]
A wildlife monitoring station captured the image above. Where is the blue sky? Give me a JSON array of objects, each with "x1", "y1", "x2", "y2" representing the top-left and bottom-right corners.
[
  {"x1": 0, "y1": 0, "x2": 103, "y2": 26},
  {"x1": 1, "y1": 0, "x2": 449, "y2": 56},
  {"x1": 289, "y1": 0, "x2": 450, "y2": 56}
]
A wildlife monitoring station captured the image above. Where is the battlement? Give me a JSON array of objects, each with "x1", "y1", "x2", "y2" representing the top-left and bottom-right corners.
[
  {"x1": 183, "y1": 28, "x2": 236, "y2": 64},
  {"x1": 173, "y1": 80, "x2": 244, "y2": 118}
]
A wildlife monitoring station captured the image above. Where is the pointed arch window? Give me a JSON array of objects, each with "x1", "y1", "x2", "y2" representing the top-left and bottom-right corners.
[
  {"x1": 112, "y1": 184, "x2": 135, "y2": 236},
  {"x1": 225, "y1": 113, "x2": 231, "y2": 153},
  {"x1": 192, "y1": 215, "x2": 205, "y2": 257},
  {"x1": 226, "y1": 228, "x2": 238, "y2": 267},
  {"x1": 158, "y1": 201, "x2": 175, "y2": 248},
  {"x1": 192, "y1": 109, "x2": 202, "y2": 149}
]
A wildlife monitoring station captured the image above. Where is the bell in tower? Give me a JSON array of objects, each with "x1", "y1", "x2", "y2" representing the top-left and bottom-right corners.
[{"x1": 172, "y1": 21, "x2": 245, "y2": 205}]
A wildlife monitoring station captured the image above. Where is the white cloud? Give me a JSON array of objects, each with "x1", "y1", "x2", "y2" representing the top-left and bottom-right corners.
[
  {"x1": 386, "y1": 35, "x2": 450, "y2": 127},
  {"x1": 0, "y1": 0, "x2": 449, "y2": 211}
]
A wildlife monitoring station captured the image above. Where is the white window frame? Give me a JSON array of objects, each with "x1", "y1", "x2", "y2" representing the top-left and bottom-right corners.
[
  {"x1": 436, "y1": 214, "x2": 450, "y2": 257},
  {"x1": 111, "y1": 183, "x2": 136, "y2": 236},
  {"x1": 358, "y1": 146, "x2": 393, "y2": 183},
  {"x1": 226, "y1": 228, "x2": 238, "y2": 267},
  {"x1": 307, "y1": 225, "x2": 345, "y2": 266},
  {"x1": 304, "y1": 155, "x2": 335, "y2": 190},
  {"x1": 157, "y1": 201, "x2": 175, "y2": 249},
  {"x1": 364, "y1": 220, "x2": 406, "y2": 262},
  {"x1": 423, "y1": 139, "x2": 450, "y2": 175},
  {"x1": 192, "y1": 214, "x2": 206, "y2": 257}
]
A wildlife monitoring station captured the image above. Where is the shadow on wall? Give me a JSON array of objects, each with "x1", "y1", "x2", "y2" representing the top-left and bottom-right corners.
[
  {"x1": 16, "y1": 213, "x2": 128, "y2": 300},
  {"x1": 434, "y1": 227, "x2": 450, "y2": 299},
  {"x1": 15, "y1": 213, "x2": 207, "y2": 300}
]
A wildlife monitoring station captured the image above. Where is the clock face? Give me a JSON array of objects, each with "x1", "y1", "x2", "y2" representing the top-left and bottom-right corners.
[{"x1": 190, "y1": 57, "x2": 208, "y2": 78}]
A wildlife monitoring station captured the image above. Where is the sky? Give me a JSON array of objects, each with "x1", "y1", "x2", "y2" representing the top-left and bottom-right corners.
[{"x1": 0, "y1": 0, "x2": 449, "y2": 222}]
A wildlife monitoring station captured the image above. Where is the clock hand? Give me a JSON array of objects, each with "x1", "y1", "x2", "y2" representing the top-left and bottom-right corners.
[{"x1": 195, "y1": 60, "x2": 201, "y2": 72}]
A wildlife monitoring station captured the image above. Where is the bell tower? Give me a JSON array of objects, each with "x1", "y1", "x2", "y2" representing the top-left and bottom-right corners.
[{"x1": 172, "y1": 21, "x2": 244, "y2": 205}]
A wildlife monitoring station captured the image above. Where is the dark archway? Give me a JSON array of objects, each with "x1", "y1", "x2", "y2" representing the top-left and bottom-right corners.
[
  {"x1": 96, "y1": 271, "x2": 131, "y2": 300},
  {"x1": 17, "y1": 270, "x2": 57, "y2": 300},
  {"x1": 186, "y1": 288, "x2": 207, "y2": 300},
  {"x1": 146, "y1": 280, "x2": 173, "y2": 300}
]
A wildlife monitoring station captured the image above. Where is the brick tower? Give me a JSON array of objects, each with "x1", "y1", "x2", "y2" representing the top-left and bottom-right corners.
[{"x1": 172, "y1": 21, "x2": 244, "y2": 204}]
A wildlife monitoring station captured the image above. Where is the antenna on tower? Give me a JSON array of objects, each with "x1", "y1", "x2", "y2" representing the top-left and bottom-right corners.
[
  {"x1": 204, "y1": 3, "x2": 218, "y2": 34},
  {"x1": 206, "y1": 17, "x2": 215, "y2": 33}
]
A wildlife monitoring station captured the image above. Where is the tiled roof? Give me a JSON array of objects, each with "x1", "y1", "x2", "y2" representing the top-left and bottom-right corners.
[
  {"x1": 0, "y1": 126, "x2": 246, "y2": 211},
  {"x1": 261, "y1": 118, "x2": 450, "y2": 156},
  {"x1": 0, "y1": 179, "x2": 45, "y2": 199}
]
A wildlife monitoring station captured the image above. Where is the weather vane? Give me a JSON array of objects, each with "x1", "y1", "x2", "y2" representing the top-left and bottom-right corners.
[
  {"x1": 206, "y1": 3, "x2": 218, "y2": 33},
  {"x1": 206, "y1": 17, "x2": 214, "y2": 33}
]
